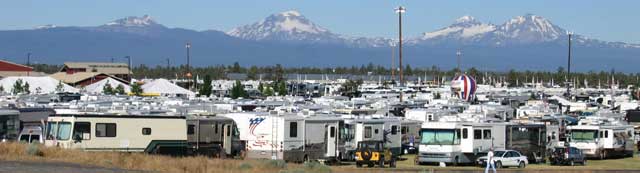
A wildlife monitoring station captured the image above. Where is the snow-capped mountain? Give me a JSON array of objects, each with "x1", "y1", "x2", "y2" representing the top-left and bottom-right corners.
[
  {"x1": 34, "y1": 24, "x2": 57, "y2": 30},
  {"x1": 491, "y1": 14, "x2": 566, "y2": 45},
  {"x1": 412, "y1": 15, "x2": 496, "y2": 45},
  {"x1": 227, "y1": 10, "x2": 341, "y2": 43},
  {"x1": 104, "y1": 15, "x2": 161, "y2": 27}
]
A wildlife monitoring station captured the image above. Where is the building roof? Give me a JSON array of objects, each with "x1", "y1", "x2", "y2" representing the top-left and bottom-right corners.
[
  {"x1": 0, "y1": 60, "x2": 33, "y2": 72},
  {"x1": 62, "y1": 62, "x2": 132, "y2": 74},
  {"x1": 50, "y1": 72, "x2": 112, "y2": 84},
  {"x1": 0, "y1": 71, "x2": 47, "y2": 78}
]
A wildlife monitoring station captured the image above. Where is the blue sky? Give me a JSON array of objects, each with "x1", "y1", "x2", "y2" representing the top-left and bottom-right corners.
[{"x1": 1, "y1": 0, "x2": 638, "y2": 43}]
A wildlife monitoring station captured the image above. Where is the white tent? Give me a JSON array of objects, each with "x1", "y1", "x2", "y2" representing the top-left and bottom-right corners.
[
  {"x1": 0, "y1": 76, "x2": 78, "y2": 94},
  {"x1": 141, "y1": 78, "x2": 195, "y2": 96},
  {"x1": 83, "y1": 77, "x2": 131, "y2": 94}
]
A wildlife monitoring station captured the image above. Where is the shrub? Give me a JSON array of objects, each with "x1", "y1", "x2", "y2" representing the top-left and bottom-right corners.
[
  {"x1": 238, "y1": 162, "x2": 253, "y2": 170},
  {"x1": 264, "y1": 159, "x2": 287, "y2": 169},
  {"x1": 25, "y1": 143, "x2": 43, "y2": 157}
]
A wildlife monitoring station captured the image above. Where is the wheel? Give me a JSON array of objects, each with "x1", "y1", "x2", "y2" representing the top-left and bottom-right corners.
[
  {"x1": 218, "y1": 150, "x2": 227, "y2": 159},
  {"x1": 390, "y1": 158, "x2": 397, "y2": 168},
  {"x1": 570, "y1": 160, "x2": 575, "y2": 166},
  {"x1": 356, "y1": 162, "x2": 362, "y2": 168},
  {"x1": 303, "y1": 155, "x2": 309, "y2": 163},
  {"x1": 452, "y1": 156, "x2": 459, "y2": 166},
  {"x1": 367, "y1": 162, "x2": 374, "y2": 167},
  {"x1": 239, "y1": 150, "x2": 247, "y2": 160},
  {"x1": 495, "y1": 161, "x2": 502, "y2": 169},
  {"x1": 581, "y1": 159, "x2": 587, "y2": 166},
  {"x1": 519, "y1": 161, "x2": 525, "y2": 168},
  {"x1": 378, "y1": 157, "x2": 385, "y2": 168}
]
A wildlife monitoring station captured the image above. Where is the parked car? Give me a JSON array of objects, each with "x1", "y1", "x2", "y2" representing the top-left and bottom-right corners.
[
  {"x1": 17, "y1": 126, "x2": 44, "y2": 144},
  {"x1": 477, "y1": 150, "x2": 528, "y2": 168},
  {"x1": 550, "y1": 146, "x2": 586, "y2": 166},
  {"x1": 355, "y1": 140, "x2": 397, "y2": 168}
]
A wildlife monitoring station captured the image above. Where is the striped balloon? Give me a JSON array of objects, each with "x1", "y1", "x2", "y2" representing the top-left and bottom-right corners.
[{"x1": 450, "y1": 74, "x2": 477, "y2": 102}]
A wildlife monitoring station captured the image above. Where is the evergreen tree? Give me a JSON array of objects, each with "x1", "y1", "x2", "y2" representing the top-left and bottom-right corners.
[
  {"x1": 22, "y1": 82, "x2": 30, "y2": 94},
  {"x1": 103, "y1": 82, "x2": 114, "y2": 95},
  {"x1": 55, "y1": 81, "x2": 65, "y2": 92},
  {"x1": 257, "y1": 82, "x2": 264, "y2": 93},
  {"x1": 247, "y1": 66, "x2": 259, "y2": 80},
  {"x1": 230, "y1": 80, "x2": 247, "y2": 99},
  {"x1": 115, "y1": 84, "x2": 126, "y2": 95},
  {"x1": 276, "y1": 80, "x2": 287, "y2": 96},
  {"x1": 0, "y1": 85, "x2": 4, "y2": 93},
  {"x1": 198, "y1": 75, "x2": 213, "y2": 97},
  {"x1": 130, "y1": 82, "x2": 144, "y2": 96},
  {"x1": 12, "y1": 79, "x2": 23, "y2": 95},
  {"x1": 263, "y1": 86, "x2": 274, "y2": 96}
]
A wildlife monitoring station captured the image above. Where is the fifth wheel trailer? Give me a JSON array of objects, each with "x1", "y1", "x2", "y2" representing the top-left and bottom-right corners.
[
  {"x1": 186, "y1": 116, "x2": 242, "y2": 158},
  {"x1": 223, "y1": 112, "x2": 344, "y2": 162}
]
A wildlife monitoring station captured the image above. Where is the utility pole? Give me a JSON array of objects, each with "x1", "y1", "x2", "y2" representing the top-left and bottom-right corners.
[
  {"x1": 185, "y1": 42, "x2": 192, "y2": 90},
  {"x1": 391, "y1": 43, "x2": 395, "y2": 81},
  {"x1": 166, "y1": 58, "x2": 170, "y2": 68},
  {"x1": 124, "y1": 56, "x2": 132, "y2": 83},
  {"x1": 456, "y1": 49, "x2": 462, "y2": 74},
  {"x1": 395, "y1": 6, "x2": 405, "y2": 86},
  {"x1": 566, "y1": 32, "x2": 573, "y2": 98},
  {"x1": 26, "y1": 53, "x2": 31, "y2": 66}
]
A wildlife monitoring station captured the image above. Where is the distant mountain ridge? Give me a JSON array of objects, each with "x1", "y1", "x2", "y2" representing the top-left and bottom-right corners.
[{"x1": 0, "y1": 11, "x2": 639, "y2": 72}]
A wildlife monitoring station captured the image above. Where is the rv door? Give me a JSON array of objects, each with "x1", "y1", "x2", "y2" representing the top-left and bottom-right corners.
[
  {"x1": 461, "y1": 126, "x2": 473, "y2": 153},
  {"x1": 223, "y1": 124, "x2": 232, "y2": 155},
  {"x1": 326, "y1": 125, "x2": 337, "y2": 157}
]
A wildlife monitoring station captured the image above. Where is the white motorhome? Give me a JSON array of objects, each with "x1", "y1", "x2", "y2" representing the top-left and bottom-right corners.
[
  {"x1": 416, "y1": 122, "x2": 547, "y2": 165},
  {"x1": 223, "y1": 112, "x2": 344, "y2": 162},
  {"x1": 342, "y1": 117, "x2": 402, "y2": 160},
  {"x1": 44, "y1": 114, "x2": 187, "y2": 155},
  {"x1": 568, "y1": 125, "x2": 634, "y2": 159}
]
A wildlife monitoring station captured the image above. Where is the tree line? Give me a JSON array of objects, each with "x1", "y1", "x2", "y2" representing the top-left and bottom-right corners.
[{"x1": 26, "y1": 63, "x2": 640, "y2": 88}]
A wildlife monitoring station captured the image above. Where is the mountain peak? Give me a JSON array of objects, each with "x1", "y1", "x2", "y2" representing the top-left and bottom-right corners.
[
  {"x1": 105, "y1": 15, "x2": 159, "y2": 27},
  {"x1": 455, "y1": 15, "x2": 477, "y2": 23},
  {"x1": 279, "y1": 10, "x2": 301, "y2": 17},
  {"x1": 227, "y1": 10, "x2": 337, "y2": 42}
]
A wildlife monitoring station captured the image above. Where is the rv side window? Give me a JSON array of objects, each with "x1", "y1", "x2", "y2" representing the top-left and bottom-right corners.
[
  {"x1": 187, "y1": 125, "x2": 195, "y2": 135},
  {"x1": 95, "y1": 123, "x2": 116, "y2": 137},
  {"x1": 599, "y1": 131, "x2": 603, "y2": 138},
  {"x1": 73, "y1": 122, "x2": 91, "y2": 140},
  {"x1": 289, "y1": 122, "x2": 298, "y2": 138},
  {"x1": 226, "y1": 126, "x2": 231, "y2": 137},
  {"x1": 214, "y1": 123, "x2": 218, "y2": 134},
  {"x1": 374, "y1": 129, "x2": 379, "y2": 134},
  {"x1": 401, "y1": 127, "x2": 408, "y2": 135},
  {"x1": 330, "y1": 126, "x2": 335, "y2": 138},
  {"x1": 142, "y1": 128, "x2": 151, "y2": 135},
  {"x1": 483, "y1": 130, "x2": 491, "y2": 140},
  {"x1": 364, "y1": 126, "x2": 372, "y2": 138},
  {"x1": 474, "y1": 129, "x2": 482, "y2": 139},
  {"x1": 604, "y1": 130, "x2": 608, "y2": 138},
  {"x1": 462, "y1": 128, "x2": 468, "y2": 139},
  {"x1": 391, "y1": 125, "x2": 398, "y2": 135}
]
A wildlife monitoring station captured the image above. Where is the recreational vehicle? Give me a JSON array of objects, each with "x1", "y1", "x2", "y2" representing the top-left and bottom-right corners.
[
  {"x1": 567, "y1": 125, "x2": 634, "y2": 159},
  {"x1": 416, "y1": 122, "x2": 547, "y2": 165},
  {"x1": 223, "y1": 112, "x2": 344, "y2": 162},
  {"x1": 44, "y1": 114, "x2": 188, "y2": 155},
  {"x1": 342, "y1": 117, "x2": 402, "y2": 160},
  {"x1": 186, "y1": 116, "x2": 241, "y2": 158},
  {"x1": 400, "y1": 119, "x2": 421, "y2": 154}
]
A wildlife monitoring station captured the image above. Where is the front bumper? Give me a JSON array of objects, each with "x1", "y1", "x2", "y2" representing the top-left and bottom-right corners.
[{"x1": 417, "y1": 154, "x2": 456, "y2": 163}]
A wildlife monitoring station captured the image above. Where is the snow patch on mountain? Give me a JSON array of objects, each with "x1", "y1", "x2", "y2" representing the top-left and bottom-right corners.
[{"x1": 105, "y1": 15, "x2": 158, "y2": 27}]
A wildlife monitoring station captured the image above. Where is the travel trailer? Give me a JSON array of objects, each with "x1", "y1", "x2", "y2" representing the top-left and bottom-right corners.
[
  {"x1": 223, "y1": 112, "x2": 344, "y2": 163},
  {"x1": 568, "y1": 124, "x2": 634, "y2": 159},
  {"x1": 44, "y1": 114, "x2": 188, "y2": 155},
  {"x1": 342, "y1": 117, "x2": 402, "y2": 160},
  {"x1": 186, "y1": 116, "x2": 241, "y2": 158},
  {"x1": 416, "y1": 121, "x2": 547, "y2": 165},
  {"x1": 400, "y1": 119, "x2": 422, "y2": 154}
]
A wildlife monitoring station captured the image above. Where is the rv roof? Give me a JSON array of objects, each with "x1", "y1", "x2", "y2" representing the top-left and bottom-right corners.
[{"x1": 52, "y1": 114, "x2": 185, "y2": 119}]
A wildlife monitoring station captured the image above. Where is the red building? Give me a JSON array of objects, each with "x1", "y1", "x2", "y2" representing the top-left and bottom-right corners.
[{"x1": 0, "y1": 60, "x2": 36, "y2": 77}]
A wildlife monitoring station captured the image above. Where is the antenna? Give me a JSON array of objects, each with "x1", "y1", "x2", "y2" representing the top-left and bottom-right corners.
[{"x1": 566, "y1": 31, "x2": 573, "y2": 97}]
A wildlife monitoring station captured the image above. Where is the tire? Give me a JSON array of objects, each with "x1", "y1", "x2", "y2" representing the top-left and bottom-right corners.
[
  {"x1": 496, "y1": 161, "x2": 502, "y2": 169},
  {"x1": 367, "y1": 162, "x2": 374, "y2": 168},
  {"x1": 218, "y1": 150, "x2": 227, "y2": 159},
  {"x1": 452, "y1": 156, "x2": 459, "y2": 166},
  {"x1": 378, "y1": 156, "x2": 385, "y2": 168},
  {"x1": 356, "y1": 162, "x2": 362, "y2": 168},
  {"x1": 519, "y1": 161, "x2": 525, "y2": 168},
  {"x1": 361, "y1": 149, "x2": 372, "y2": 161},
  {"x1": 390, "y1": 159, "x2": 397, "y2": 168},
  {"x1": 582, "y1": 159, "x2": 587, "y2": 166},
  {"x1": 570, "y1": 160, "x2": 575, "y2": 166},
  {"x1": 303, "y1": 155, "x2": 309, "y2": 163}
]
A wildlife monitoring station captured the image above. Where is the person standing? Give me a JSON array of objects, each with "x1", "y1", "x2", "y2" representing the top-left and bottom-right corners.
[{"x1": 485, "y1": 148, "x2": 497, "y2": 173}]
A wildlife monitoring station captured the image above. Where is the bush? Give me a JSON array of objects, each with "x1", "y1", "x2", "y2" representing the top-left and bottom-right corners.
[
  {"x1": 303, "y1": 162, "x2": 331, "y2": 173},
  {"x1": 25, "y1": 143, "x2": 43, "y2": 157},
  {"x1": 263, "y1": 159, "x2": 287, "y2": 169},
  {"x1": 238, "y1": 162, "x2": 253, "y2": 170}
]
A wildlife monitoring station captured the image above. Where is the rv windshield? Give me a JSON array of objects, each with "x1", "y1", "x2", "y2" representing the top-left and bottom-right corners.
[
  {"x1": 571, "y1": 130, "x2": 597, "y2": 142},
  {"x1": 420, "y1": 129, "x2": 460, "y2": 145},
  {"x1": 46, "y1": 122, "x2": 72, "y2": 141}
]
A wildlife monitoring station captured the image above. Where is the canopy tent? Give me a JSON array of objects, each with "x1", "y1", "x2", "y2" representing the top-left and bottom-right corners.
[
  {"x1": 0, "y1": 76, "x2": 78, "y2": 94},
  {"x1": 83, "y1": 77, "x2": 131, "y2": 94},
  {"x1": 141, "y1": 78, "x2": 195, "y2": 96}
]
